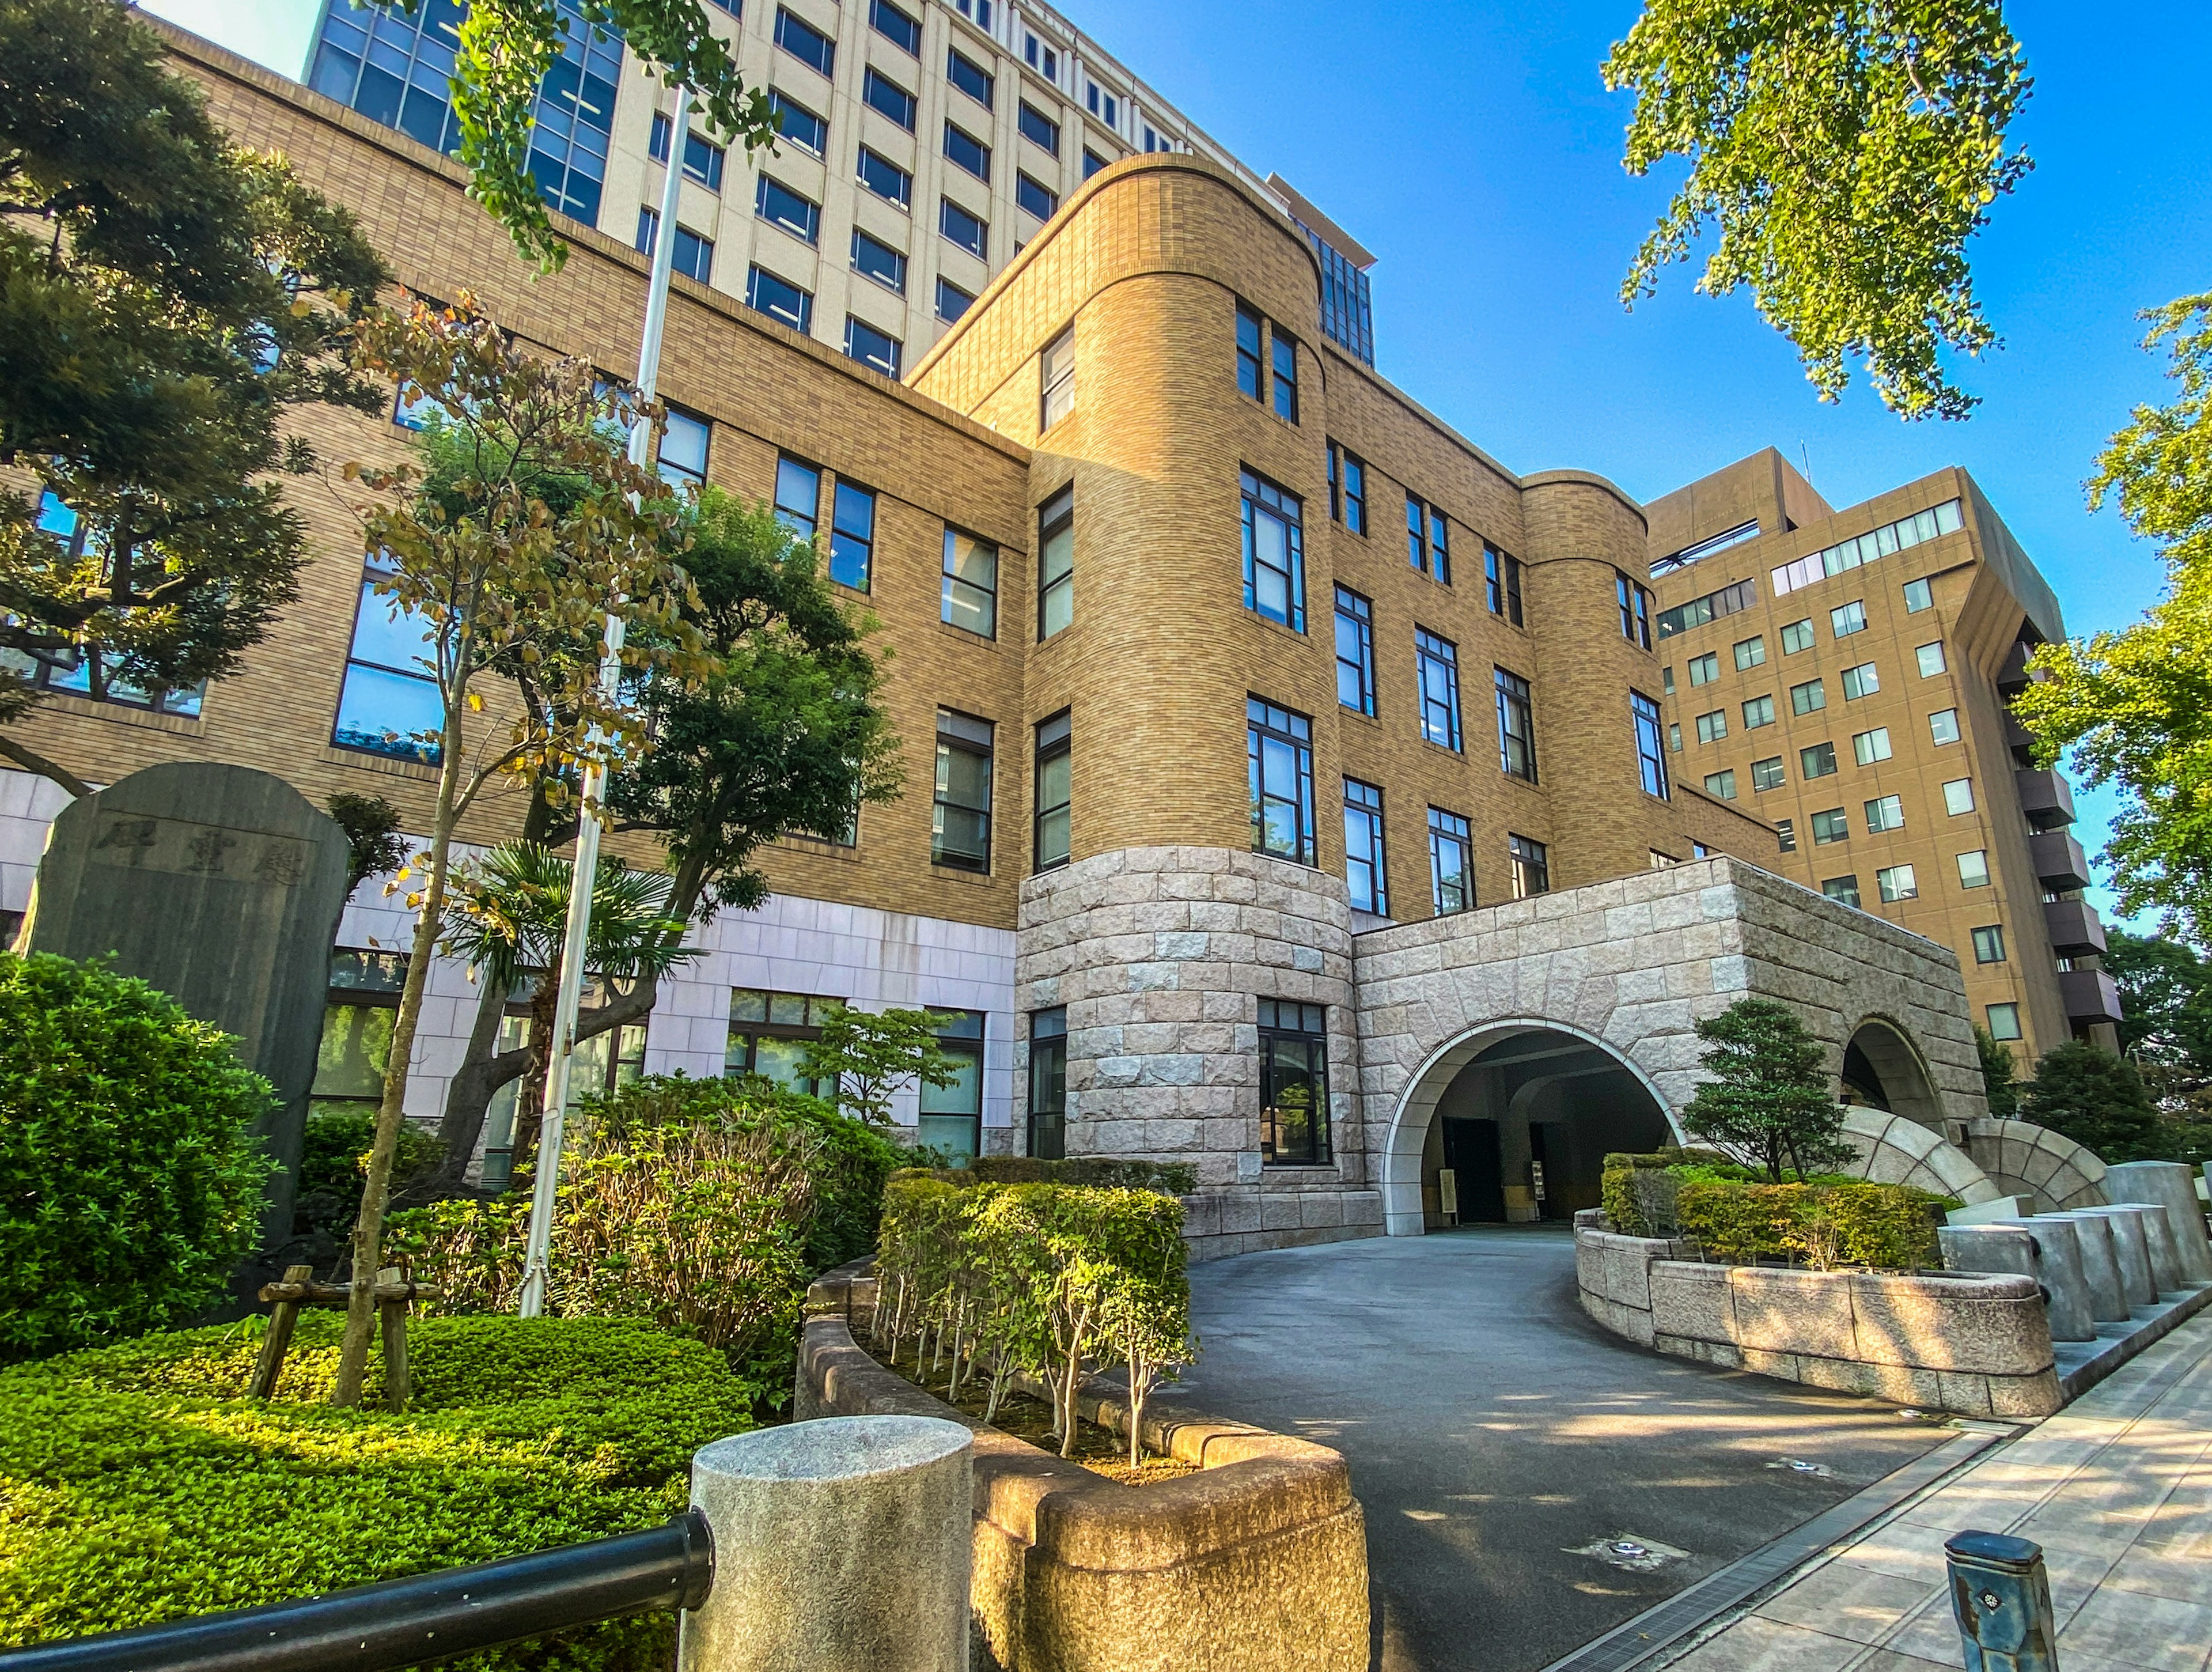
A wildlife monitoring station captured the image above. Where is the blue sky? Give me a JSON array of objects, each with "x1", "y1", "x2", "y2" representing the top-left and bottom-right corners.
[{"x1": 148, "y1": 0, "x2": 2212, "y2": 935}]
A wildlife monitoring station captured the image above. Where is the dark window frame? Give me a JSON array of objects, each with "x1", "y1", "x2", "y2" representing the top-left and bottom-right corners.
[
  {"x1": 1495, "y1": 666, "x2": 1537, "y2": 782},
  {"x1": 1037, "y1": 486, "x2": 1074, "y2": 639},
  {"x1": 1259, "y1": 998, "x2": 1331, "y2": 1166},
  {"x1": 1033, "y1": 708, "x2": 1072, "y2": 871},
  {"x1": 1428, "y1": 806, "x2": 1474, "y2": 916},
  {"x1": 1509, "y1": 834, "x2": 1550, "y2": 899},
  {"x1": 1344, "y1": 777, "x2": 1388, "y2": 916},
  {"x1": 1248, "y1": 695, "x2": 1317, "y2": 866},
  {"x1": 1416, "y1": 627, "x2": 1463, "y2": 752},
  {"x1": 1240, "y1": 468, "x2": 1306, "y2": 633},
  {"x1": 1334, "y1": 585, "x2": 1376, "y2": 716},
  {"x1": 1631, "y1": 689, "x2": 1669, "y2": 800},
  {"x1": 932, "y1": 707, "x2": 995, "y2": 872}
]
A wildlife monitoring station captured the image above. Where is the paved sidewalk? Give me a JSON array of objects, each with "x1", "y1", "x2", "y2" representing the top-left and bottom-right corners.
[{"x1": 1662, "y1": 1310, "x2": 2212, "y2": 1672}]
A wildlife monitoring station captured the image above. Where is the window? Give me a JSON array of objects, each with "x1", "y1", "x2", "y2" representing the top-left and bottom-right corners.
[
  {"x1": 1669, "y1": 721, "x2": 1683, "y2": 752},
  {"x1": 829, "y1": 480, "x2": 876, "y2": 590},
  {"x1": 1416, "y1": 630, "x2": 1462, "y2": 751},
  {"x1": 1272, "y1": 331, "x2": 1298, "y2": 422},
  {"x1": 1823, "y1": 876, "x2": 1862, "y2": 909},
  {"x1": 726, "y1": 989, "x2": 838, "y2": 1096},
  {"x1": 919, "y1": 1009, "x2": 984, "y2": 1163},
  {"x1": 1034, "y1": 710, "x2": 1071, "y2": 869},
  {"x1": 852, "y1": 229, "x2": 907, "y2": 294},
  {"x1": 1407, "y1": 497, "x2": 1428, "y2": 574},
  {"x1": 863, "y1": 68, "x2": 917, "y2": 130},
  {"x1": 1864, "y1": 795, "x2": 1904, "y2": 833},
  {"x1": 1248, "y1": 697, "x2": 1316, "y2": 865},
  {"x1": 1744, "y1": 694, "x2": 1775, "y2": 729},
  {"x1": 933, "y1": 709, "x2": 993, "y2": 870},
  {"x1": 1024, "y1": 32, "x2": 1059, "y2": 78},
  {"x1": 1496, "y1": 667, "x2": 1537, "y2": 781},
  {"x1": 756, "y1": 175, "x2": 820, "y2": 244},
  {"x1": 1904, "y1": 577, "x2": 1934, "y2": 614},
  {"x1": 1235, "y1": 303, "x2": 1264, "y2": 400},
  {"x1": 843, "y1": 316, "x2": 902, "y2": 378},
  {"x1": 1258, "y1": 999, "x2": 1331, "y2": 1166},
  {"x1": 1853, "y1": 727, "x2": 1893, "y2": 766},
  {"x1": 1842, "y1": 662, "x2": 1880, "y2": 700},
  {"x1": 1039, "y1": 327, "x2": 1074, "y2": 429},
  {"x1": 1958, "y1": 849, "x2": 1991, "y2": 888},
  {"x1": 1944, "y1": 778, "x2": 1976, "y2": 816},
  {"x1": 1751, "y1": 755, "x2": 1786, "y2": 791},
  {"x1": 942, "y1": 528, "x2": 997, "y2": 637},
  {"x1": 1483, "y1": 544, "x2": 1524, "y2": 625},
  {"x1": 1619, "y1": 574, "x2": 1653, "y2": 649},
  {"x1": 1082, "y1": 146, "x2": 1109, "y2": 179},
  {"x1": 774, "y1": 455, "x2": 819, "y2": 537},
  {"x1": 1334, "y1": 587, "x2": 1376, "y2": 715},
  {"x1": 1510, "y1": 834, "x2": 1550, "y2": 899},
  {"x1": 1929, "y1": 708, "x2": 1962, "y2": 746},
  {"x1": 770, "y1": 90, "x2": 825, "y2": 154},
  {"x1": 1632, "y1": 691, "x2": 1669, "y2": 799},
  {"x1": 1240, "y1": 469, "x2": 1305, "y2": 631},
  {"x1": 944, "y1": 121, "x2": 991, "y2": 183},
  {"x1": 870, "y1": 0, "x2": 921, "y2": 54},
  {"x1": 857, "y1": 146, "x2": 912, "y2": 209},
  {"x1": 940, "y1": 197, "x2": 988, "y2": 259},
  {"x1": 1772, "y1": 500, "x2": 1965, "y2": 596},
  {"x1": 1877, "y1": 864, "x2": 1919, "y2": 903},
  {"x1": 636, "y1": 208, "x2": 714, "y2": 279},
  {"x1": 1704, "y1": 769, "x2": 1737, "y2": 800},
  {"x1": 1017, "y1": 172, "x2": 1059, "y2": 221},
  {"x1": 650, "y1": 112, "x2": 727, "y2": 190},
  {"x1": 657, "y1": 406, "x2": 710, "y2": 489},
  {"x1": 1695, "y1": 709, "x2": 1727, "y2": 744},
  {"x1": 1801, "y1": 741, "x2": 1838, "y2": 779},
  {"x1": 1019, "y1": 101, "x2": 1060, "y2": 156},
  {"x1": 1344, "y1": 778, "x2": 1388, "y2": 914},
  {"x1": 948, "y1": 47, "x2": 993, "y2": 108},
  {"x1": 1734, "y1": 635, "x2": 1766, "y2": 670},
  {"x1": 1916, "y1": 642, "x2": 1948, "y2": 678},
  {"x1": 935, "y1": 277, "x2": 974, "y2": 323},
  {"x1": 1781, "y1": 618, "x2": 1816, "y2": 655},
  {"x1": 1037, "y1": 487, "x2": 1074, "y2": 638},
  {"x1": 1972, "y1": 924, "x2": 2008, "y2": 964},
  {"x1": 8, "y1": 502, "x2": 209, "y2": 716},
  {"x1": 1327, "y1": 443, "x2": 1368, "y2": 534},
  {"x1": 952, "y1": 0, "x2": 991, "y2": 28},
  {"x1": 1777, "y1": 818, "x2": 1797, "y2": 853},
  {"x1": 775, "y1": 7, "x2": 834, "y2": 74},
  {"x1": 1687, "y1": 652, "x2": 1720, "y2": 686},
  {"x1": 1086, "y1": 82, "x2": 1118, "y2": 126},
  {"x1": 334, "y1": 553, "x2": 441, "y2": 761},
  {"x1": 1028, "y1": 1006, "x2": 1067, "y2": 1160},
  {"x1": 1791, "y1": 678, "x2": 1827, "y2": 715},
  {"x1": 1811, "y1": 807, "x2": 1849, "y2": 845},
  {"x1": 1987, "y1": 1001, "x2": 2022, "y2": 1042},
  {"x1": 1428, "y1": 807, "x2": 1474, "y2": 914},
  {"x1": 1663, "y1": 667, "x2": 1675, "y2": 695},
  {"x1": 1831, "y1": 600, "x2": 1868, "y2": 637},
  {"x1": 1654, "y1": 576, "x2": 1759, "y2": 639}
]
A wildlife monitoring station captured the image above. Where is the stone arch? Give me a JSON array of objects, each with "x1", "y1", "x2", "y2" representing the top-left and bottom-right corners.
[
  {"x1": 1963, "y1": 1118, "x2": 2110, "y2": 1212},
  {"x1": 1380, "y1": 1016, "x2": 1679, "y2": 1236},
  {"x1": 1838, "y1": 1108, "x2": 2002, "y2": 1204},
  {"x1": 1841, "y1": 1014, "x2": 1946, "y2": 1131}
]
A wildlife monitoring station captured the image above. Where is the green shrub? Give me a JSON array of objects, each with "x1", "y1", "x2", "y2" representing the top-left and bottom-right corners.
[
  {"x1": 1676, "y1": 1178, "x2": 1952, "y2": 1269},
  {"x1": 1600, "y1": 1148, "x2": 1741, "y2": 1235},
  {"x1": 296, "y1": 1110, "x2": 444, "y2": 1241},
  {"x1": 0, "y1": 1313, "x2": 757, "y2": 1667},
  {"x1": 0, "y1": 951, "x2": 277, "y2": 1361},
  {"x1": 962, "y1": 1155, "x2": 1199, "y2": 1194}
]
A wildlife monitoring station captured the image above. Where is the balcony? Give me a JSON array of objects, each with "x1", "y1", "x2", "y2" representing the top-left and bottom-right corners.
[
  {"x1": 2016, "y1": 767, "x2": 2077, "y2": 829},
  {"x1": 2030, "y1": 829, "x2": 2092, "y2": 890},
  {"x1": 2061, "y1": 967, "x2": 2124, "y2": 1025},
  {"x1": 2004, "y1": 711, "x2": 2037, "y2": 765},
  {"x1": 2044, "y1": 898, "x2": 2108, "y2": 957},
  {"x1": 1998, "y1": 640, "x2": 2035, "y2": 694}
]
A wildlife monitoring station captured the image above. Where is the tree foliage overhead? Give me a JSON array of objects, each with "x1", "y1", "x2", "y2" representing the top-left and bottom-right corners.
[
  {"x1": 1680, "y1": 997, "x2": 1855, "y2": 1182},
  {"x1": 1603, "y1": 0, "x2": 2032, "y2": 421}
]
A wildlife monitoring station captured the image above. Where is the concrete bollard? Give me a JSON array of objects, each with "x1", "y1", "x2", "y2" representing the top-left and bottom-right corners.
[
  {"x1": 2106, "y1": 1161, "x2": 2212, "y2": 1286},
  {"x1": 1945, "y1": 1224, "x2": 2094, "y2": 1343},
  {"x1": 680, "y1": 1415, "x2": 973, "y2": 1672},
  {"x1": 2074, "y1": 1206, "x2": 2158, "y2": 1306},
  {"x1": 1945, "y1": 1196, "x2": 2036, "y2": 1227},
  {"x1": 2051, "y1": 1211, "x2": 2130, "y2": 1322},
  {"x1": 1994, "y1": 1217, "x2": 2097, "y2": 1342}
]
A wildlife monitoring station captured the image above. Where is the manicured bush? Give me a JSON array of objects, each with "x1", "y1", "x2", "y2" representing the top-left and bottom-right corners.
[
  {"x1": 0, "y1": 1312, "x2": 757, "y2": 1665},
  {"x1": 0, "y1": 951, "x2": 276, "y2": 1361},
  {"x1": 1676, "y1": 1178, "x2": 1952, "y2": 1269},
  {"x1": 961, "y1": 1156, "x2": 1200, "y2": 1194},
  {"x1": 295, "y1": 1110, "x2": 444, "y2": 1241},
  {"x1": 1599, "y1": 1148, "x2": 1739, "y2": 1235}
]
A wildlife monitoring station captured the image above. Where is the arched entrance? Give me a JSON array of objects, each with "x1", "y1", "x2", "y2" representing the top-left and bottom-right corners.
[
  {"x1": 1839, "y1": 1015, "x2": 1945, "y2": 1131},
  {"x1": 1380, "y1": 1020, "x2": 1676, "y2": 1235}
]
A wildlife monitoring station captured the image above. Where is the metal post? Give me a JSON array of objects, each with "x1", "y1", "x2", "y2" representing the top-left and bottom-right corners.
[
  {"x1": 1946, "y1": 1530, "x2": 2058, "y2": 1672},
  {"x1": 517, "y1": 84, "x2": 691, "y2": 1320}
]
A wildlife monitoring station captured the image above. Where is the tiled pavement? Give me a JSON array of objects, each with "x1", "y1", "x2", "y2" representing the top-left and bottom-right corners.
[{"x1": 1663, "y1": 1311, "x2": 2212, "y2": 1672}]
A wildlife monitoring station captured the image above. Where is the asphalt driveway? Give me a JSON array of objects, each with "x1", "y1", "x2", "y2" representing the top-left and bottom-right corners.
[{"x1": 1168, "y1": 1226, "x2": 1949, "y2": 1672}]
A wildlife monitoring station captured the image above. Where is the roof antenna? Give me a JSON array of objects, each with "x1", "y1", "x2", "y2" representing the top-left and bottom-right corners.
[{"x1": 1798, "y1": 441, "x2": 1814, "y2": 487}]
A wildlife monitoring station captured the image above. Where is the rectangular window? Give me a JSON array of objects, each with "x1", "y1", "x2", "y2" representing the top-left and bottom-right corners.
[
  {"x1": 1334, "y1": 587, "x2": 1376, "y2": 716},
  {"x1": 1987, "y1": 1001, "x2": 2022, "y2": 1042},
  {"x1": 1877, "y1": 864, "x2": 1919, "y2": 903},
  {"x1": 1272, "y1": 332, "x2": 1298, "y2": 422},
  {"x1": 334, "y1": 553, "x2": 441, "y2": 762},
  {"x1": 774, "y1": 455, "x2": 819, "y2": 537},
  {"x1": 1853, "y1": 726, "x2": 1893, "y2": 765},
  {"x1": 1327, "y1": 444, "x2": 1368, "y2": 535},
  {"x1": 650, "y1": 112, "x2": 728, "y2": 190},
  {"x1": 1496, "y1": 667, "x2": 1537, "y2": 782},
  {"x1": 1505, "y1": 554, "x2": 1525, "y2": 625},
  {"x1": 775, "y1": 6, "x2": 835, "y2": 74},
  {"x1": 1734, "y1": 635, "x2": 1767, "y2": 670},
  {"x1": 944, "y1": 121, "x2": 991, "y2": 183},
  {"x1": 1240, "y1": 468, "x2": 1306, "y2": 632},
  {"x1": 1510, "y1": 834, "x2": 1550, "y2": 899},
  {"x1": 948, "y1": 47, "x2": 993, "y2": 108},
  {"x1": 1842, "y1": 662, "x2": 1880, "y2": 700},
  {"x1": 770, "y1": 90, "x2": 826, "y2": 154},
  {"x1": 933, "y1": 709, "x2": 993, "y2": 871},
  {"x1": 1235, "y1": 303, "x2": 1264, "y2": 400},
  {"x1": 1086, "y1": 82, "x2": 1118, "y2": 125},
  {"x1": 1039, "y1": 327, "x2": 1074, "y2": 429},
  {"x1": 1831, "y1": 600, "x2": 1868, "y2": 637},
  {"x1": 1082, "y1": 147, "x2": 1109, "y2": 179},
  {"x1": 919, "y1": 1008, "x2": 984, "y2": 1163},
  {"x1": 1632, "y1": 690, "x2": 1669, "y2": 799},
  {"x1": 1019, "y1": 101, "x2": 1060, "y2": 156},
  {"x1": 858, "y1": 146, "x2": 913, "y2": 209},
  {"x1": 1416, "y1": 629, "x2": 1462, "y2": 751},
  {"x1": 1955, "y1": 849, "x2": 1991, "y2": 888},
  {"x1": 1705, "y1": 769, "x2": 1738, "y2": 800},
  {"x1": 942, "y1": 528, "x2": 998, "y2": 637},
  {"x1": 1904, "y1": 577, "x2": 1934, "y2": 613},
  {"x1": 1823, "y1": 876, "x2": 1861, "y2": 908},
  {"x1": 1801, "y1": 740, "x2": 1838, "y2": 778},
  {"x1": 1407, "y1": 496, "x2": 1428, "y2": 575},
  {"x1": 1344, "y1": 778, "x2": 1388, "y2": 915},
  {"x1": 1258, "y1": 998, "x2": 1331, "y2": 1167},
  {"x1": 1429, "y1": 807, "x2": 1474, "y2": 914},
  {"x1": 1921, "y1": 708, "x2": 1962, "y2": 750},
  {"x1": 935, "y1": 277, "x2": 974, "y2": 323},
  {"x1": 1028, "y1": 1006, "x2": 1067, "y2": 1160},
  {"x1": 1865, "y1": 794, "x2": 1905, "y2": 833},
  {"x1": 1944, "y1": 778, "x2": 1976, "y2": 815},
  {"x1": 1482, "y1": 544, "x2": 1525, "y2": 625},
  {"x1": 1034, "y1": 709, "x2": 1071, "y2": 870},
  {"x1": 1811, "y1": 807, "x2": 1849, "y2": 845},
  {"x1": 657, "y1": 406, "x2": 710, "y2": 489},
  {"x1": 637, "y1": 207, "x2": 714, "y2": 280},
  {"x1": 1017, "y1": 172, "x2": 1059, "y2": 221},
  {"x1": 1972, "y1": 924, "x2": 2008, "y2": 964},
  {"x1": 1791, "y1": 678, "x2": 1827, "y2": 715},
  {"x1": 1751, "y1": 755, "x2": 1786, "y2": 790},
  {"x1": 1669, "y1": 721, "x2": 1683, "y2": 752},
  {"x1": 870, "y1": 0, "x2": 921, "y2": 54},
  {"x1": 1695, "y1": 709, "x2": 1727, "y2": 744},
  {"x1": 756, "y1": 175, "x2": 820, "y2": 244},
  {"x1": 829, "y1": 480, "x2": 875, "y2": 590},
  {"x1": 1743, "y1": 693, "x2": 1775, "y2": 729},
  {"x1": 1654, "y1": 576, "x2": 1760, "y2": 639},
  {"x1": 1619, "y1": 574, "x2": 1653, "y2": 648},
  {"x1": 862, "y1": 67, "x2": 917, "y2": 131},
  {"x1": 1037, "y1": 487, "x2": 1074, "y2": 638},
  {"x1": 1916, "y1": 641, "x2": 1948, "y2": 678},
  {"x1": 1687, "y1": 652, "x2": 1720, "y2": 686},
  {"x1": 1664, "y1": 666, "x2": 1675, "y2": 695},
  {"x1": 852, "y1": 229, "x2": 907, "y2": 294},
  {"x1": 843, "y1": 316, "x2": 902, "y2": 378},
  {"x1": 1781, "y1": 618, "x2": 1816, "y2": 655},
  {"x1": 1777, "y1": 818, "x2": 1797, "y2": 853},
  {"x1": 1772, "y1": 500, "x2": 1965, "y2": 596},
  {"x1": 940, "y1": 196, "x2": 988, "y2": 258},
  {"x1": 1430, "y1": 510, "x2": 1451, "y2": 586},
  {"x1": 726, "y1": 988, "x2": 838, "y2": 1096},
  {"x1": 1249, "y1": 697, "x2": 1316, "y2": 865}
]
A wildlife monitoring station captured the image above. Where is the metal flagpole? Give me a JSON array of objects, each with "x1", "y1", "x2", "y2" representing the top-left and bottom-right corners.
[{"x1": 518, "y1": 84, "x2": 692, "y2": 1319}]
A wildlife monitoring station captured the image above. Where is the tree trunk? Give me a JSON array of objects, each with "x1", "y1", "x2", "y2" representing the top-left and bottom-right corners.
[{"x1": 508, "y1": 960, "x2": 563, "y2": 1179}]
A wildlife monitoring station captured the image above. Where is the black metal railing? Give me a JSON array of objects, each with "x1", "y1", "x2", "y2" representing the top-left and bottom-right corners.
[{"x1": 0, "y1": 1511, "x2": 714, "y2": 1672}]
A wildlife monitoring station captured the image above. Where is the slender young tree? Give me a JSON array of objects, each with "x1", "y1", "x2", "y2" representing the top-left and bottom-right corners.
[
  {"x1": 799, "y1": 1004, "x2": 964, "y2": 1129},
  {"x1": 1681, "y1": 997, "x2": 1854, "y2": 1182}
]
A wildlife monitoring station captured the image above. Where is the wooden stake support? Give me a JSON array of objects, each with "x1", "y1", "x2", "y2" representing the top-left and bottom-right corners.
[{"x1": 248, "y1": 1265, "x2": 440, "y2": 1406}]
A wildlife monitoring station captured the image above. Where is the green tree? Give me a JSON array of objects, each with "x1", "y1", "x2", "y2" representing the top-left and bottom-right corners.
[
  {"x1": 0, "y1": 0, "x2": 391, "y2": 795},
  {"x1": 1603, "y1": 0, "x2": 2032, "y2": 420},
  {"x1": 325, "y1": 793, "x2": 408, "y2": 894},
  {"x1": 800, "y1": 1004, "x2": 963, "y2": 1129},
  {"x1": 1681, "y1": 997, "x2": 1855, "y2": 1182},
  {"x1": 2100, "y1": 929, "x2": 2212, "y2": 1071},
  {"x1": 2020, "y1": 1039, "x2": 2162, "y2": 1164},
  {"x1": 1975, "y1": 1023, "x2": 2021, "y2": 1118}
]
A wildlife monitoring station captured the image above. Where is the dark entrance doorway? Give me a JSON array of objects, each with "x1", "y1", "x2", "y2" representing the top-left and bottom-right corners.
[{"x1": 1441, "y1": 1117, "x2": 1505, "y2": 1223}]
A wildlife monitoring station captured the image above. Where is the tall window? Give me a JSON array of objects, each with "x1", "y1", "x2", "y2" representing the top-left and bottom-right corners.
[
  {"x1": 1416, "y1": 629, "x2": 1462, "y2": 751},
  {"x1": 1484, "y1": 544, "x2": 1524, "y2": 625},
  {"x1": 933, "y1": 709, "x2": 994, "y2": 871},
  {"x1": 334, "y1": 552, "x2": 440, "y2": 762},
  {"x1": 1344, "y1": 778, "x2": 1388, "y2": 915},
  {"x1": 1495, "y1": 668, "x2": 1536, "y2": 782},
  {"x1": 1428, "y1": 507, "x2": 1450, "y2": 585},
  {"x1": 774, "y1": 455, "x2": 820, "y2": 537},
  {"x1": 1040, "y1": 327, "x2": 1075, "y2": 429},
  {"x1": 942, "y1": 528, "x2": 997, "y2": 637},
  {"x1": 919, "y1": 1009, "x2": 984, "y2": 1164},
  {"x1": 828, "y1": 481, "x2": 875, "y2": 590},
  {"x1": 1328, "y1": 443, "x2": 1368, "y2": 534},
  {"x1": 725, "y1": 988, "x2": 837, "y2": 1095},
  {"x1": 1034, "y1": 710, "x2": 1071, "y2": 870},
  {"x1": 1240, "y1": 469, "x2": 1305, "y2": 632},
  {"x1": 1028, "y1": 1007, "x2": 1067, "y2": 1160},
  {"x1": 1259, "y1": 999, "x2": 1330, "y2": 1166},
  {"x1": 1510, "y1": 834, "x2": 1550, "y2": 899},
  {"x1": 1333, "y1": 588, "x2": 1377, "y2": 716},
  {"x1": 1429, "y1": 807, "x2": 1473, "y2": 915},
  {"x1": 1618, "y1": 574, "x2": 1652, "y2": 649},
  {"x1": 1271, "y1": 331, "x2": 1298, "y2": 422},
  {"x1": 1037, "y1": 487, "x2": 1074, "y2": 638},
  {"x1": 657, "y1": 407, "x2": 710, "y2": 490},
  {"x1": 1248, "y1": 697, "x2": 1316, "y2": 865},
  {"x1": 1407, "y1": 497, "x2": 1427, "y2": 574},
  {"x1": 1631, "y1": 690, "x2": 1668, "y2": 799},
  {"x1": 1235, "y1": 302, "x2": 1264, "y2": 400}
]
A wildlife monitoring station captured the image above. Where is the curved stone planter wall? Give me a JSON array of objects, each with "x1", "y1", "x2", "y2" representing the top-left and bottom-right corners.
[
  {"x1": 798, "y1": 1268, "x2": 1368, "y2": 1672},
  {"x1": 1963, "y1": 1117, "x2": 2110, "y2": 1211},
  {"x1": 1574, "y1": 1220, "x2": 2060, "y2": 1417}
]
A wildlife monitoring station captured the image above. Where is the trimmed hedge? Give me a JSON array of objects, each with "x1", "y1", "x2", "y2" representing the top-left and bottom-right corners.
[
  {"x1": 1676, "y1": 1179, "x2": 1952, "y2": 1269},
  {"x1": 0, "y1": 1313, "x2": 759, "y2": 1667},
  {"x1": 907, "y1": 1156, "x2": 1200, "y2": 1195},
  {"x1": 1599, "y1": 1148, "x2": 1738, "y2": 1236}
]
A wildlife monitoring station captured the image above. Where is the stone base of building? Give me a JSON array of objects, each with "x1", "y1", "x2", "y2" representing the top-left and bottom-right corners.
[{"x1": 1181, "y1": 1186, "x2": 1386, "y2": 1262}]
